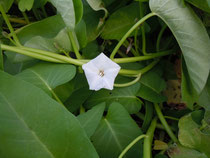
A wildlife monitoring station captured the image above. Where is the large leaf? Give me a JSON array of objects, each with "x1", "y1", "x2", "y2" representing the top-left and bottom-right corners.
[
  {"x1": 181, "y1": 59, "x2": 198, "y2": 109},
  {"x1": 17, "y1": 15, "x2": 65, "y2": 43},
  {"x1": 185, "y1": 0, "x2": 210, "y2": 13},
  {"x1": 16, "y1": 63, "x2": 76, "y2": 97},
  {"x1": 0, "y1": 71, "x2": 98, "y2": 158},
  {"x1": 91, "y1": 102, "x2": 143, "y2": 158},
  {"x1": 178, "y1": 112, "x2": 210, "y2": 157},
  {"x1": 101, "y1": 2, "x2": 150, "y2": 40},
  {"x1": 149, "y1": 0, "x2": 210, "y2": 94},
  {"x1": 77, "y1": 103, "x2": 105, "y2": 137},
  {"x1": 49, "y1": 0, "x2": 83, "y2": 30},
  {"x1": 168, "y1": 144, "x2": 208, "y2": 158},
  {"x1": 18, "y1": 0, "x2": 34, "y2": 11},
  {"x1": 84, "y1": 83, "x2": 142, "y2": 114}
]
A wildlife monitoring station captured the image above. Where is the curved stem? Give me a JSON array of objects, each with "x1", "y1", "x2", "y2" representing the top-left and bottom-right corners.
[
  {"x1": 119, "y1": 59, "x2": 159, "y2": 75},
  {"x1": 143, "y1": 117, "x2": 157, "y2": 158},
  {"x1": 118, "y1": 134, "x2": 147, "y2": 158},
  {"x1": 68, "y1": 31, "x2": 82, "y2": 59},
  {"x1": 154, "y1": 103, "x2": 178, "y2": 143},
  {"x1": 156, "y1": 24, "x2": 167, "y2": 51},
  {"x1": 110, "y1": 12, "x2": 156, "y2": 59},
  {"x1": 114, "y1": 74, "x2": 141, "y2": 87},
  {"x1": 113, "y1": 50, "x2": 173, "y2": 63},
  {"x1": 0, "y1": 4, "x2": 21, "y2": 46}
]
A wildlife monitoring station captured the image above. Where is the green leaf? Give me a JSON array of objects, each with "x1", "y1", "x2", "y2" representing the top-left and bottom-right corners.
[
  {"x1": 91, "y1": 102, "x2": 143, "y2": 158},
  {"x1": 65, "y1": 87, "x2": 92, "y2": 112},
  {"x1": 16, "y1": 63, "x2": 76, "y2": 97},
  {"x1": 0, "y1": 0, "x2": 14, "y2": 12},
  {"x1": 178, "y1": 112, "x2": 210, "y2": 157},
  {"x1": 85, "y1": 83, "x2": 142, "y2": 114},
  {"x1": 101, "y1": 2, "x2": 150, "y2": 40},
  {"x1": 49, "y1": 0, "x2": 83, "y2": 30},
  {"x1": 77, "y1": 103, "x2": 105, "y2": 137},
  {"x1": 140, "y1": 71, "x2": 166, "y2": 93},
  {"x1": 181, "y1": 58, "x2": 198, "y2": 109},
  {"x1": 137, "y1": 84, "x2": 167, "y2": 103},
  {"x1": 33, "y1": 0, "x2": 48, "y2": 9},
  {"x1": 198, "y1": 75, "x2": 210, "y2": 123},
  {"x1": 83, "y1": 1, "x2": 105, "y2": 42},
  {"x1": 185, "y1": 0, "x2": 210, "y2": 13},
  {"x1": 86, "y1": 0, "x2": 108, "y2": 17},
  {"x1": 24, "y1": 36, "x2": 58, "y2": 53},
  {"x1": 168, "y1": 144, "x2": 208, "y2": 158},
  {"x1": 17, "y1": 15, "x2": 65, "y2": 43},
  {"x1": 82, "y1": 41, "x2": 100, "y2": 59},
  {"x1": 75, "y1": 19, "x2": 87, "y2": 49},
  {"x1": 18, "y1": 0, "x2": 34, "y2": 11},
  {"x1": 0, "y1": 44, "x2": 3, "y2": 70},
  {"x1": 149, "y1": 0, "x2": 210, "y2": 94},
  {"x1": 0, "y1": 70, "x2": 99, "y2": 158}
]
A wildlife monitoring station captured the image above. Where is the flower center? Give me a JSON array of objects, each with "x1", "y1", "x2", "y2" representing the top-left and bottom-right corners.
[{"x1": 98, "y1": 70, "x2": 104, "y2": 77}]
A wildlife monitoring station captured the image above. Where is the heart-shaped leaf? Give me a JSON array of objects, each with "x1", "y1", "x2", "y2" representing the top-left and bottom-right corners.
[
  {"x1": 91, "y1": 102, "x2": 143, "y2": 158},
  {"x1": 16, "y1": 63, "x2": 76, "y2": 97},
  {"x1": 149, "y1": 0, "x2": 210, "y2": 94},
  {"x1": 77, "y1": 103, "x2": 105, "y2": 137},
  {"x1": 18, "y1": 0, "x2": 34, "y2": 12},
  {"x1": 0, "y1": 71, "x2": 99, "y2": 158}
]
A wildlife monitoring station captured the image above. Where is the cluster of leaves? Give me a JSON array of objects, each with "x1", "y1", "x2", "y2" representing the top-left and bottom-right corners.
[{"x1": 0, "y1": 0, "x2": 210, "y2": 158}]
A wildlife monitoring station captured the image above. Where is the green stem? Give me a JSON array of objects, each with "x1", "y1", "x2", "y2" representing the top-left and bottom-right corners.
[
  {"x1": 20, "y1": 46, "x2": 84, "y2": 65},
  {"x1": 154, "y1": 103, "x2": 178, "y2": 143},
  {"x1": 1, "y1": 44, "x2": 63, "y2": 63},
  {"x1": 8, "y1": 17, "x2": 27, "y2": 24},
  {"x1": 0, "y1": 4, "x2": 21, "y2": 46},
  {"x1": 1, "y1": 44, "x2": 84, "y2": 66},
  {"x1": 68, "y1": 31, "x2": 82, "y2": 59},
  {"x1": 110, "y1": 12, "x2": 156, "y2": 59},
  {"x1": 22, "y1": 12, "x2": 30, "y2": 24},
  {"x1": 118, "y1": 134, "x2": 147, "y2": 158},
  {"x1": 143, "y1": 117, "x2": 157, "y2": 158},
  {"x1": 32, "y1": 8, "x2": 41, "y2": 20},
  {"x1": 164, "y1": 116, "x2": 179, "y2": 121},
  {"x1": 41, "y1": 6, "x2": 48, "y2": 18},
  {"x1": 156, "y1": 24, "x2": 167, "y2": 51},
  {"x1": 114, "y1": 74, "x2": 141, "y2": 87},
  {"x1": 113, "y1": 50, "x2": 173, "y2": 63},
  {"x1": 119, "y1": 59, "x2": 159, "y2": 75},
  {"x1": 139, "y1": 2, "x2": 147, "y2": 55}
]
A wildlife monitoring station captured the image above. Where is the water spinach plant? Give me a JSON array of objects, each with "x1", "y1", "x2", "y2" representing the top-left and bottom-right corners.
[{"x1": 0, "y1": 0, "x2": 210, "y2": 157}]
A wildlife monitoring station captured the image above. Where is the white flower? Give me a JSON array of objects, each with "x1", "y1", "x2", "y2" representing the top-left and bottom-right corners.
[{"x1": 82, "y1": 53, "x2": 121, "y2": 91}]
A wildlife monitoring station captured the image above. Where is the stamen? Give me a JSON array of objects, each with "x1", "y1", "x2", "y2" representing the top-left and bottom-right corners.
[{"x1": 99, "y1": 70, "x2": 104, "y2": 77}]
